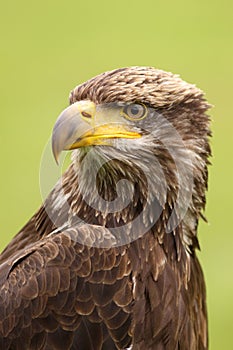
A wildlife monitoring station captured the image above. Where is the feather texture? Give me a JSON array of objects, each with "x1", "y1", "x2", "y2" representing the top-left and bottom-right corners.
[{"x1": 0, "y1": 67, "x2": 210, "y2": 349}]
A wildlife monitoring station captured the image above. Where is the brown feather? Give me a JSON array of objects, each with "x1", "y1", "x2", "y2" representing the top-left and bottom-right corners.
[{"x1": 0, "y1": 66, "x2": 210, "y2": 349}]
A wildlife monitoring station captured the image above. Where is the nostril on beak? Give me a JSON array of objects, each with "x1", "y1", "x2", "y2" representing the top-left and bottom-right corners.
[{"x1": 81, "y1": 111, "x2": 92, "y2": 118}]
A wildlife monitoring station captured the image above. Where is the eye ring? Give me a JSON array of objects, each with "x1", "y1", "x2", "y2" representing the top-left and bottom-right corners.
[{"x1": 121, "y1": 103, "x2": 148, "y2": 121}]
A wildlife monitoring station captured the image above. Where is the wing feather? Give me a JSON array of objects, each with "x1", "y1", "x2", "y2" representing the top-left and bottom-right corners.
[
  {"x1": 0, "y1": 224, "x2": 132, "y2": 349},
  {"x1": 0, "y1": 219, "x2": 207, "y2": 349}
]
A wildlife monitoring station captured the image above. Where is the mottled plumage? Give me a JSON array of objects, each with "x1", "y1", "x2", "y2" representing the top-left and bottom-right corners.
[{"x1": 0, "y1": 67, "x2": 211, "y2": 349}]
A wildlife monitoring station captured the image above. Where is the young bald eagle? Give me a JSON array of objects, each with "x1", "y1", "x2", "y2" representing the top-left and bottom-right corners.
[{"x1": 0, "y1": 67, "x2": 210, "y2": 349}]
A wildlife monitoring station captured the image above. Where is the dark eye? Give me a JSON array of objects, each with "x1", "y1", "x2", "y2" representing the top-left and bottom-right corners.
[{"x1": 122, "y1": 103, "x2": 147, "y2": 120}]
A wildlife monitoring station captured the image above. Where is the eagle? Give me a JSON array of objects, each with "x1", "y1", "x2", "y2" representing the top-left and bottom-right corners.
[{"x1": 0, "y1": 67, "x2": 211, "y2": 350}]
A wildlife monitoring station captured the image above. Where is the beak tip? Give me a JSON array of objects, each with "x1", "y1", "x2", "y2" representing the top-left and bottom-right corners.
[
  {"x1": 54, "y1": 156, "x2": 60, "y2": 166},
  {"x1": 52, "y1": 147, "x2": 60, "y2": 166},
  {"x1": 52, "y1": 138, "x2": 61, "y2": 165}
]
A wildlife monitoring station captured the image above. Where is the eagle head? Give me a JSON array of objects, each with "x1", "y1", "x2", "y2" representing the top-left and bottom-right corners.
[{"x1": 51, "y1": 66, "x2": 211, "y2": 247}]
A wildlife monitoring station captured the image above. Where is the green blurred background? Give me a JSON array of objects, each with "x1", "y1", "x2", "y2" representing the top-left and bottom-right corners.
[{"x1": 0, "y1": 1, "x2": 232, "y2": 348}]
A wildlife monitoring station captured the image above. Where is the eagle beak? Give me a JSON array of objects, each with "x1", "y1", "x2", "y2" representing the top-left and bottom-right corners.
[{"x1": 52, "y1": 100, "x2": 141, "y2": 163}]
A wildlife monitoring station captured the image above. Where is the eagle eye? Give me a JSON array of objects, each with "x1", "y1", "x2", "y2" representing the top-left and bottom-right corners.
[{"x1": 122, "y1": 103, "x2": 147, "y2": 121}]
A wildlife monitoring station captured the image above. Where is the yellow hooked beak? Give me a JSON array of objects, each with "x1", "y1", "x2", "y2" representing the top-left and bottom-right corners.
[{"x1": 52, "y1": 100, "x2": 141, "y2": 163}]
